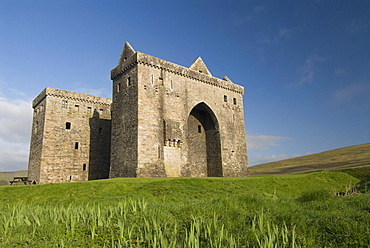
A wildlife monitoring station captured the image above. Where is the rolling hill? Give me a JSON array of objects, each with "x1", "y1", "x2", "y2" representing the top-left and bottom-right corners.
[
  {"x1": 0, "y1": 170, "x2": 27, "y2": 185},
  {"x1": 248, "y1": 143, "x2": 370, "y2": 176}
]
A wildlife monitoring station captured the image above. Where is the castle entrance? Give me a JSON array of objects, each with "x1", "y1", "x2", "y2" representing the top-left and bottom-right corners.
[{"x1": 187, "y1": 103, "x2": 222, "y2": 177}]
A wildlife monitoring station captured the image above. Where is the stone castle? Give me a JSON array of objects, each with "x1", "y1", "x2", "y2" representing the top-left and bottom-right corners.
[{"x1": 28, "y1": 42, "x2": 248, "y2": 184}]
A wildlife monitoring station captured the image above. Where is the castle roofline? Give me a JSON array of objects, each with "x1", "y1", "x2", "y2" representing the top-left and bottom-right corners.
[
  {"x1": 32, "y1": 87, "x2": 112, "y2": 108},
  {"x1": 111, "y1": 47, "x2": 244, "y2": 95}
]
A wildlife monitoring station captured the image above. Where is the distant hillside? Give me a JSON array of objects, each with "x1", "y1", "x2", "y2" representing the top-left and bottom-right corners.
[
  {"x1": 249, "y1": 143, "x2": 370, "y2": 176},
  {"x1": 0, "y1": 170, "x2": 27, "y2": 185}
]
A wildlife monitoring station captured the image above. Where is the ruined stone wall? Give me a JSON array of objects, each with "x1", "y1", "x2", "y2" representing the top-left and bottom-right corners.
[{"x1": 28, "y1": 88, "x2": 112, "y2": 184}]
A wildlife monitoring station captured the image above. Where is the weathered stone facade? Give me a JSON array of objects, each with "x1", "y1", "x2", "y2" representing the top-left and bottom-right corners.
[
  {"x1": 28, "y1": 42, "x2": 248, "y2": 183},
  {"x1": 28, "y1": 88, "x2": 111, "y2": 184}
]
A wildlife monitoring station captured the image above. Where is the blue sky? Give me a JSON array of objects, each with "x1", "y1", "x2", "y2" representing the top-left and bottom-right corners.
[{"x1": 0, "y1": 0, "x2": 369, "y2": 171}]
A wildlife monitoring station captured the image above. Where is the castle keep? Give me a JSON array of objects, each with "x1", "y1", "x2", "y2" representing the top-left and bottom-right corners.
[{"x1": 28, "y1": 42, "x2": 248, "y2": 184}]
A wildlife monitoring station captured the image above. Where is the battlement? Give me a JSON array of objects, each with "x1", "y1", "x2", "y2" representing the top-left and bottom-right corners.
[
  {"x1": 111, "y1": 49, "x2": 244, "y2": 95},
  {"x1": 32, "y1": 87, "x2": 112, "y2": 108}
]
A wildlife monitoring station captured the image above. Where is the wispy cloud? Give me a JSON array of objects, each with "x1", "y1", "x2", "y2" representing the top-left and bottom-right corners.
[
  {"x1": 253, "y1": 5, "x2": 266, "y2": 13},
  {"x1": 276, "y1": 28, "x2": 291, "y2": 40},
  {"x1": 295, "y1": 53, "x2": 325, "y2": 86},
  {"x1": 230, "y1": 4, "x2": 265, "y2": 27},
  {"x1": 331, "y1": 82, "x2": 370, "y2": 102},
  {"x1": 0, "y1": 93, "x2": 32, "y2": 171},
  {"x1": 249, "y1": 153, "x2": 301, "y2": 166},
  {"x1": 334, "y1": 68, "x2": 347, "y2": 76},
  {"x1": 346, "y1": 17, "x2": 369, "y2": 34},
  {"x1": 247, "y1": 133, "x2": 293, "y2": 151}
]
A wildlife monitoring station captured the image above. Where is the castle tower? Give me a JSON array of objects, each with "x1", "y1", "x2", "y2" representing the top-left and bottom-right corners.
[
  {"x1": 109, "y1": 42, "x2": 248, "y2": 177},
  {"x1": 28, "y1": 88, "x2": 112, "y2": 184}
]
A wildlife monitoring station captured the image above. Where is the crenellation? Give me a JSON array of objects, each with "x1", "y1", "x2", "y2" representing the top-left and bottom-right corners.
[{"x1": 111, "y1": 52, "x2": 244, "y2": 95}]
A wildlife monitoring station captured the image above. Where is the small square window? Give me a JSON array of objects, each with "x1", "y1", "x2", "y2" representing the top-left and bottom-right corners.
[
  {"x1": 66, "y1": 122, "x2": 71, "y2": 129},
  {"x1": 62, "y1": 100, "x2": 68, "y2": 108}
]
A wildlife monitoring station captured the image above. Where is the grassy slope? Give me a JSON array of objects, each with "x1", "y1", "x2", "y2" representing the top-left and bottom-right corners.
[
  {"x1": 0, "y1": 171, "x2": 369, "y2": 247},
  {"x1": 0, "y1": 171, "x2": 359, "y2": 206},
  {"x1": 248, "y1": 143, "x2": 370, "y2": 176},
  {"x1": 0, "y1": 170, "x2": 27, "y2": 183}
]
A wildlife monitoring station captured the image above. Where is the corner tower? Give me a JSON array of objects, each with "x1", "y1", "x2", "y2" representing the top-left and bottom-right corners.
[
  {"x1": 110, "y1": 42, "x2": 248, "y2": 178},
  {"x1": 28, "y1": 88, "x2": 112, "y2": 184}
]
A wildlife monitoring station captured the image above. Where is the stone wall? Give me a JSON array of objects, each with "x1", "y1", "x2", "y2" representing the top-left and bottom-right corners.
[
  {"x1": 28, "y1": 42, "x2": 248, "y2": 183},
  {"x1": 28, "y1": 88, "x2": 112, "y2": 184},
  {"x1": 110, "y1": 42, "x2": 248, "y2": 178}
]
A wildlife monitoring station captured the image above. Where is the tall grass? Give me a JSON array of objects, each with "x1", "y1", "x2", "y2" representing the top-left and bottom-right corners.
[
  {"x1": 0, "y1": 199, "x2": 303, "y2": 247},
  {"x1": 0, "y1": 171, "x2": 369, "y2": 247},
  {"x1": 1, "y1": 194, "x2": 369, "y2": 247}
]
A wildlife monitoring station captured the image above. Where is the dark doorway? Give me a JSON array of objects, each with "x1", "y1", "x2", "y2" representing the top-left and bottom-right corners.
[{"x1": 187, "y1": 103, "x2": 222, "y2": 176}]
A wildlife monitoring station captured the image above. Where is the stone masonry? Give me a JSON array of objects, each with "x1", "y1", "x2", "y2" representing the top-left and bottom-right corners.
[
  {"x1": 28, "y1": 42, "x2": 248, "y2": 183},
  {"x1": 28, "y1": 88, "x2": 111, "y2": 184}
]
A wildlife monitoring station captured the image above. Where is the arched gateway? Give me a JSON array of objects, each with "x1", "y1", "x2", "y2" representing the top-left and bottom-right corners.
[{"x1": 187, "y1": 103, "x2": 222, "y2": 177}]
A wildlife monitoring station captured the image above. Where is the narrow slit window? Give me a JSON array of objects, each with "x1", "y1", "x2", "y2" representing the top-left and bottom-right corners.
[
  {"x1": 127, "y1": 77, "x2": 131, "y2": 86},
  {"x1": 117, "y1": 83, "x2": 121, "y2": 92},
  {"x1": 75, "y1": 142, "x2": 79, "y2": 149},
  {"x1": 233, "y1": 98, "x2": 237, "y2": 105},
  {"x1": 224, "y1": 95, "x2": 227, "y2": 102},
  {"x1": 83, "y1": 164, "x2": 87, "y2": 171},
  {"x1": 34, "y1": 121, "x2": 39, "y2": 134},
  {"x1": 99, "y1": 127, "x2": 103, "y2": 134},
  {"x1": 66, "y1": 122, "x2": 71, "y2": 130},
  {"x1": 198, "y1": 125, "x2": 202, "y2": 133}
]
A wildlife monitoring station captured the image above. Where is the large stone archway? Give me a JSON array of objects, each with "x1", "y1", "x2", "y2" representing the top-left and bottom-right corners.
[{"x1": 187, "y1": 103, "x2": 222, "y2": 177}]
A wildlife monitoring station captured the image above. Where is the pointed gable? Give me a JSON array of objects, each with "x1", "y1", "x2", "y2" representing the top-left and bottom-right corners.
[
  {"x1": 118, "y1": 42, "x2": 135, "y2": 64},
  {"x1": 223, "y1": 75, "x2": 233, "y2": 83},
  {"x1": 189, "y1": 56, "x2": 212, "y2": 76}
]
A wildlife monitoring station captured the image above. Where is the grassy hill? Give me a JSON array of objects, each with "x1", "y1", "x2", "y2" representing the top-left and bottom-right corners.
[
  {"x1": 248, "y1": 143, "x2": 370, "y2": 176},
  {"x1": 0, "y1": 170, "x2": 359, "y2": 205},
  {"x1": 0, "y1": 171, "x2": 369, "y2": 247},
  {"x1": 0, "y1": 144, "x2": 369, "y2": 246},
  {"x1": 0, "y1": 170, "x2": 27, "y2": 185}
]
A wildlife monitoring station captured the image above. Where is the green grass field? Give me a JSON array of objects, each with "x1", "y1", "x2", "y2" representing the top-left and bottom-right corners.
[
  {"x1": 1, "y1": 144, "x2": 369, "y2": 247},
  {"x1": 0, "y1": 171, "x2": 369, "y2": 247}
]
